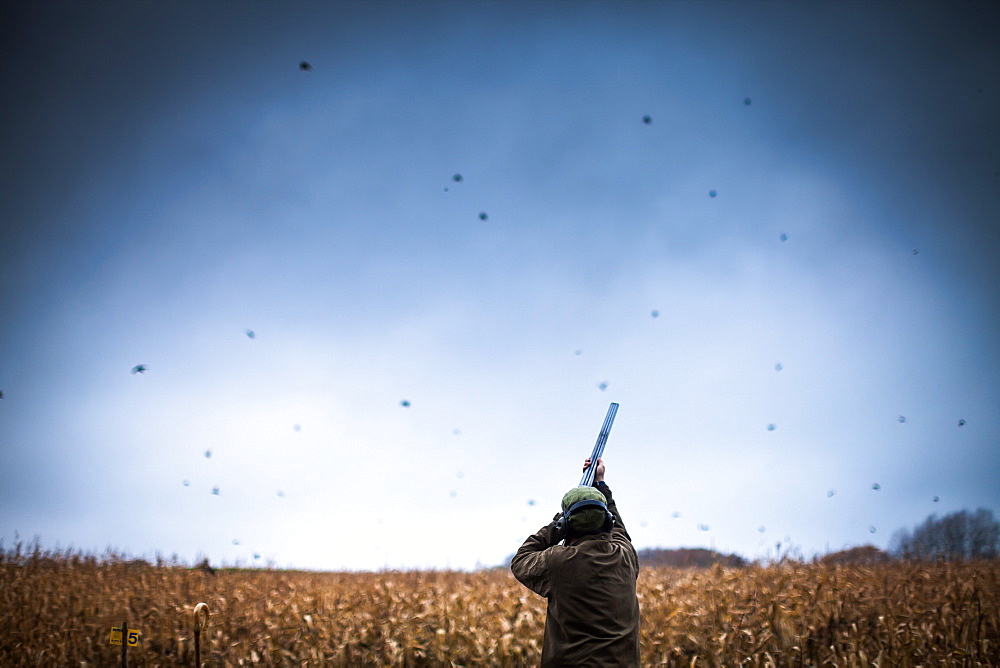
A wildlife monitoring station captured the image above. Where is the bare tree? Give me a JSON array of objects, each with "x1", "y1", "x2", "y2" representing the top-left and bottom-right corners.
[
  {"x1": 969, "y1": 508, "x2": 1000, "y2": 559},
  {"x1": 890, "y1": 508, "x2": 999, "y2": 560}
]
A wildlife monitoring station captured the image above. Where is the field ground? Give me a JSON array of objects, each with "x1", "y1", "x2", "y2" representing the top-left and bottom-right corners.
[{"x1": 2, "y1": 551, "x2": 998, "y2": 666}]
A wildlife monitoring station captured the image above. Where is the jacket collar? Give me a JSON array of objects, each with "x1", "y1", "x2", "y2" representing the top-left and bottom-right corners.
[{"x1": 566, "y1": 531, "x2": 611, "y2": 546}]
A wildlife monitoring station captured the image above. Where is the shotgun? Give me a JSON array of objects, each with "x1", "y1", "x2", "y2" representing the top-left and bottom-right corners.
[{"x1": 579, "y1": 403, "x2": 618, "y2": 486}]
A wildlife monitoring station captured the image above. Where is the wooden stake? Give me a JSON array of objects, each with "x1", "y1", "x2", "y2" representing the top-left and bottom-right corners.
[{"x1": 121, "y1": 619, "x2": 128, "y2": 668}]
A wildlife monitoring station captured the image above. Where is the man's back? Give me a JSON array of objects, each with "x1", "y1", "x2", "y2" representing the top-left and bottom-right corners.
[{"x1": 511, "y1": 477, "x2": 640, "y2": 667}]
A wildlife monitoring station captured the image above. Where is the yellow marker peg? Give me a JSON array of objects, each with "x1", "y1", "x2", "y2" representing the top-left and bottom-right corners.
[{"x1": 110, "y1": 626, "x2": 140, "y2": 646}]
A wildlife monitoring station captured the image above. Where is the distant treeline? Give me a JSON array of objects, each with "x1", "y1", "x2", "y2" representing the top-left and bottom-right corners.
[
  {"x1": 638, "y1": 508, "x2": 999, "y2": 569},
  {"x1": 890, "y1": 507, "x2": 998, "y2": 561}
]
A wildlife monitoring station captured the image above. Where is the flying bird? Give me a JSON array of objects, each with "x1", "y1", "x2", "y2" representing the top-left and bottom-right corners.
[
  {"x1": 898, "y1": 415, "x2": 907, "y2": 423},
  {"x1": 453, "y1": 173, "x2": 463, "y2": 182},
  {"x1": 598, "y1": 381, "x2": 609, "y2": 391},
  {"x1": 767, "y1": 423, "x2": 776, "y2": 431},
  {"x1": 212, "y1": 487, "x2": 220, "y2": 495},
  {"x1": 743, "y1": 97, "x2": 752, "y2": 106},
  {"x1": 779, "y1": 233, "x2": 788, "y2": 242},
  {"x1": 400, "y1": 400, "x2": 410, "y2": 407},
  {"x1": 205, "y1": 450, "x2": 212, "y2": 458},
  {"x1": 299, "y1": 61, "x2": 312, "y2": 71},
  {"x1": 131, "y1": 365, "x2": 147, "y2": 374},
  {"x1": 774, "y1": 363, "x2": 783, "y2": 371},
  {"x1": 245, "y1": 329, "x2": 255, "y2": 339},
  {"x1": 479, "y1": 212, "x2": 488, "y2": 221},
  {"x1": 872, "y1": 482, "x2": 881, "y2": 491},
  {"x1": 709, "y1": 190, "x2": 717, "y2": 198},
  {"x1": 933, "y1": 495, "x2": 940, "y2": 502},
  {"x1": 642, "y1": 115, "x2": 652, "y2": 124},
  {"x1": 958, "y1": 419, "x2": 966, "y2": 427},
  {"x1": 651, "y1": 310, "x2": 660, "y2": 318}
]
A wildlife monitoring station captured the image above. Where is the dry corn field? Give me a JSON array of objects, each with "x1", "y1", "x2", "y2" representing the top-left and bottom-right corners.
[{"x1": 2, "y1": 551, "x2": 998, "y2": 666}]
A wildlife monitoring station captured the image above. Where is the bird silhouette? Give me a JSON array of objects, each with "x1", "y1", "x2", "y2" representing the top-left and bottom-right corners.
[
  {"x1": 299, "y1": 61, "x2": 312, "y2": 71},
  {"x1": 642, "y1": 115, "x2": 652, "y2": 124},
  {"x1": 131, "y1": 365, "x2": 147, "y2": 374}
]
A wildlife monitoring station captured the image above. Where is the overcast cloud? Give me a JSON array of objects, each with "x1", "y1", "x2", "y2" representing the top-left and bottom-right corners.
[{"x1": 1, "y1": 0, "x2": 997, "y2": 570}]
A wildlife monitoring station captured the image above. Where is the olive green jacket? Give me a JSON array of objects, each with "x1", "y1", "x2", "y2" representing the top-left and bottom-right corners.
[{"x1": 511, "y1": 483, "x2": 640, "y2": 667}]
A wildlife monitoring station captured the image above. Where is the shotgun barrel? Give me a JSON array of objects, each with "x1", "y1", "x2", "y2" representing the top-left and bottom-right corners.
[{"x1": 580, "y1": 403, "x2": 618, "y2": 486}]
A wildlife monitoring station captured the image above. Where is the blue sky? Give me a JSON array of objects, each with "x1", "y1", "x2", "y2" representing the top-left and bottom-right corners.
[{"x1": 1, "y1": 0, "x2": 997, "y2": 570}]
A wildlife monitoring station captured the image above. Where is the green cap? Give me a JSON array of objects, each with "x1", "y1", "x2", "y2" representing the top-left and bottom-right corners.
[{"x1": 561, "y1": 486, "x2": 608, "y2": 532}]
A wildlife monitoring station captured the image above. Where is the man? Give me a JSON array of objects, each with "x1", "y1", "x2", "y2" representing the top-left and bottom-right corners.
[{"x1": 511, "y1": 457, "x2": 640, "y2": 667}]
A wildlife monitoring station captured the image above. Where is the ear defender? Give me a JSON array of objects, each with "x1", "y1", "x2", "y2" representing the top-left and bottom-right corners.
[{"x1": 556, "y1": 499, "x2": 615, "y2": 534}]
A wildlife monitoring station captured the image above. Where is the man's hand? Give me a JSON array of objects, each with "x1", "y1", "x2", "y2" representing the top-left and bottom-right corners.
[
  {"x1": 583, "y1": 456, "x2": 605, "y2": 483},
  {"x1": 540, "y1": 512, "x2": 568, "y2": 545}
]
